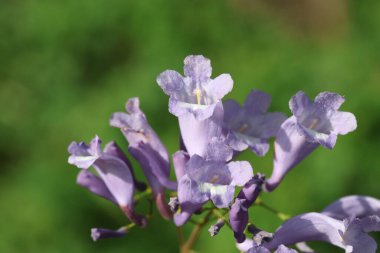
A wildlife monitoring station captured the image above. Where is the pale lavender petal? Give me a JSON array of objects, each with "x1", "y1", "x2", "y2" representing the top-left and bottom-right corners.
[
  {"x1": 104, "y1": 141, "x2": 146, "y2": 191},
  {"x1": 205, "y1": 73, "x2": 233, "y2": 101},
  {"x1": 179, "y1": 102, "x2": 224, "y2": 156},
  {"x1": 68, "y1": 141, "x2": 99, "y2": 169},
  {"x1": 228, "y1": 161, "x2": 254, "y2": 187},
  {"x1": 265, "y1": 117, "x2": 318, "y2": 191},
  {"x1": 330, "y1": 111, "x2": 357, "y2": 135},
  {"x1": 289, "y1": 91, "x2": 313, "y2": 118},
  {"x1": 264, "y1": 212, "x2": 345, "y2": 250},
  {"x1": 206, "y1": 137, "x2": 233, "y2": 162},
  {"x1": 91, "y1": 227, "x2": 127, "y2": 241},
  {"x1": 184, "y1": 55, "x2": 212, "y2": 82},
  {"x1": 275, "y1": 245, "x2": 298, "y2": 253},
  {"x1": 156, "y1": 70, "x2": 186, "y2": 98},
  {"x1": 173, "y1": 151, "x2": 189, "y2": 181},
  {"x1": 244, "y1": 89, "x2": 272, "y2": 113},
  {"x1": 250, "y1": 141, "x2": 270, "y2": 157},
  {"x1": 177, "y1": 175, "x2": 210, "y2": 207},
  {"x1": 93, "y1": 155, "x2": 135, "y2": 209},
  {"x1": 314, "y1": 92, "x2": 345, "y2": 111},
  {"x1": 322, "y1": 195, "x2": 380, "y2": 220},
  {"x1": 76, "y1": 170, "x2": 117, "y2": 204}
]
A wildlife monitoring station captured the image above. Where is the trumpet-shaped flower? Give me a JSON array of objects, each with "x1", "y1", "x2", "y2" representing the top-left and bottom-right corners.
[
  {"x1": 266, "y1": 91, "x2": 357, "y2": 191},
  {"x1": 68, "y1": 136, "x2": 146, "y2": 226}
]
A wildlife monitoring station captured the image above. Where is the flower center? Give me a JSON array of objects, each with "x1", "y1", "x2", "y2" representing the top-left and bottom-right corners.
[
  {"x1": 309, "y1": 118, "x2": 319, "y2": 130},
  {"x1": 210, "y1": 175, "x2": 220, "y2": 184}
]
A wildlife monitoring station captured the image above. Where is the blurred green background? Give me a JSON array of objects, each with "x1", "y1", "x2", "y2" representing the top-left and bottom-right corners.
[{"x1": 1, "y1": 0, "x2": 380, "y2": 252}]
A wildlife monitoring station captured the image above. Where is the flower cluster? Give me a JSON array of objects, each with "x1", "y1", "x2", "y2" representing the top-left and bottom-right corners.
[{"x1": 68, "y1": 55, "x2": 380, "y2": 253}]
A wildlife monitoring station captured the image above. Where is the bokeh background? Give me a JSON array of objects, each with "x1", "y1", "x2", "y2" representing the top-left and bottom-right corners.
[{"x1": 1, "y1": 0, "x2": 380, "y2": 252}]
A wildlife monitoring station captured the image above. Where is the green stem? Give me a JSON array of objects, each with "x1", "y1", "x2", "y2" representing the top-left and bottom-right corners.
[
  {"x1": 255, "y1": 199, "x2": 290, "y2": 221},
  {"x1": 212, "y1": 209, "x2": 232, "y2": 229}
]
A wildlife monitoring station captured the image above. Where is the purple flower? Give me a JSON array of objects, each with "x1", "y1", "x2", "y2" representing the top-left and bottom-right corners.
[
  {"x1": 110, "y1": 97, "x2": 176, "y2": 220},
  {"x1": 245, "y1": 245, "x2": 298, "y2": 253},
  {"x1": 208, "y1": 219, "x2": 225, "y2": 237},
  {"x1": 157, "y1": 55, "x2": 233, "y2": 120},
  {"x1": 91, "y1": 227, "x2": 127, "y2": 241},
  {"x1": 174, "y1": 142, "x2": 253, "y2": 226},
  {"x1": 68, "y1": 136, "x2": 146, "y2": 227},
  {"x1": 224, "y1": 90, "x2": 286, "y2": 156},
  {"x1": 322, "y1": 195, "x2": 380, "y2": 220},
  {"x1": 263, "y1": 213, "x2": 380, "y2": 253},
  {"x1": 230, "y1": 174, "x2": 265, "y2": 242},
  {"x1": 266, "y1": 91, "x2": 357, "y2": 191}
]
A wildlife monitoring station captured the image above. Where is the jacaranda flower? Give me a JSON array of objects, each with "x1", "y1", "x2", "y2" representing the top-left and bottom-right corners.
[
  {"x1": 157, "y1": 55, "x2": 233, "y2": 120},
  {"x1": 68, "y1": 136, "x2": 146, "y2": 227},
  {"x1": 174, "y1": 137, "x2": 253, "y2": 226},
  {"x1": 266, "y1": 91, "x2": 357, "y2": 191},
  {"x1": 110, "y1": 97, "x2": 175, "y2": 220},
  {"x1": 224, "y1": 90, "x2": 286, "y2": 156}
]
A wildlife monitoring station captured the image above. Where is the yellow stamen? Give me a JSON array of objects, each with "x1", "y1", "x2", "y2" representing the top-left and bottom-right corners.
[
  {"x1": 238, "y1": 123, "x2": 249, "y2": 133},
  {"x1": 194, "y1": 88, "x2": 201, "y2": 105}
]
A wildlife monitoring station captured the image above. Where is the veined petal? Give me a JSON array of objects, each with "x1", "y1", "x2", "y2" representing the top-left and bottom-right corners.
[
  {"x1": 206, "y1": 137, "x2": 233, "y2": 162},
  {"x1": 314, "y1": 92, "x2": 345, "y2": 111},
  {"x1": 184, "y1": 55, "x2": 212, "y2": 82},
  {"x1": 156, "y1": 70, "x2": 186, "y2": 98},
  {"x1": 289, "y1": 91, "x2": 313, "y2": 118}
]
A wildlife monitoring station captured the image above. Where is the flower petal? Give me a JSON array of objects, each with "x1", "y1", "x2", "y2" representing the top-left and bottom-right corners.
[
  {"x1": 322, "y1": 195, "x2": 380, "y2": 220},
  {"x1": 156, "y1": 70, "x2": 186, "y2": 98},
  {"x1": 228, "y1": 161, "x2": 254, "y2": 187},
  {"x1": 289, "y1": 91, "x2": 313, "y2": 118},
  {"x1": 244, "y1": 89, "x2": 272, "y2": 114},
  {"x1": 91, "y1": 227, "x2": 127, "y2": 241},
  {"x1": 330, "y1": 111, "x2": 357, "y2": 135},
  {"x1": 184, "y1": 55, "x2": 212, "y2": 82},
  {"x1": 76, "y1": 169, "x2": 117, "y2": 204},
  {"x1": 205, "y1": 73, "x2": 233, "y2": 101},
  {"x1": 314, "y1": 92, "x2": 345, "y2": 111}
]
